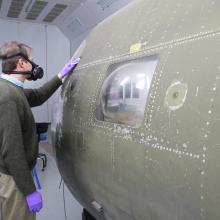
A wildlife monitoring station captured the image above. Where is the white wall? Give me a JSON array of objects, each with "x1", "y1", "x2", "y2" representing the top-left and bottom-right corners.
[{"x1": 0, "y1": 19, "x2": 70, "y2": 122}]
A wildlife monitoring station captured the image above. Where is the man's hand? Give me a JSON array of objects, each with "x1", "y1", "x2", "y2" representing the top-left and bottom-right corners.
[
  {"x1": 25, "y1": 191, "x2": 43, "y2": 212},
  {"x1": 58, "y1": 57, "x2": 80, "y2": 79}
]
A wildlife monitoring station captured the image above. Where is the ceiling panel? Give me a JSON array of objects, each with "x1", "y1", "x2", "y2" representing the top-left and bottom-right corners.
[
  {"x1": 7, "y1": 0, "x2": 26, "y2": 18},
  {"x1": 0, "y1": 0, "x2": 133, "y2": 40},
  {"x1": 43, "y1": 3, "x2": 67, "y2": 22},
  {"x1": 26, "y1": 0, "x2": 48, "y2": 20},
  {"x1": 67, "y1": 18, "x2": 82, "y2": 33},
  {"x1": 97, "y1": 0, "x2": 119, "y2": 10}
]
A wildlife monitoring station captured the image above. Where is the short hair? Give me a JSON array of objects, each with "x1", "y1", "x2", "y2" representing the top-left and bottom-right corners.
[{"x1": 0, "y1": 41, "x2": 32, "y2": 73}]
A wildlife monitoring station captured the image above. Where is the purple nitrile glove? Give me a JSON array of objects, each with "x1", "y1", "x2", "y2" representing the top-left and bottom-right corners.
[
  {"x1": 59, "y1": 57, "x2": 80, "y2": 78},
  {"x1": 25, "y1": 191, "x2": 43, "y2": 213}
]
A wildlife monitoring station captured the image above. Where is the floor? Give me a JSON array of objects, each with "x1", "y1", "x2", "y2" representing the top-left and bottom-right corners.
[{"x1": 36, "y1": 141, "x2": 83, "y2": 220}]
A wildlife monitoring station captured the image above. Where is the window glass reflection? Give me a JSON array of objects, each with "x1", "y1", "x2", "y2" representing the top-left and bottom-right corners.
[{"x1": 96, "y1": 55, "x2": 158, "y2": 127}]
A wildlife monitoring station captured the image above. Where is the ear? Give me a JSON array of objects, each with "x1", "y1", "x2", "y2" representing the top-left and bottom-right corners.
[{"x1": 17, "y1": 58, "x2": 26, "y2": 68}]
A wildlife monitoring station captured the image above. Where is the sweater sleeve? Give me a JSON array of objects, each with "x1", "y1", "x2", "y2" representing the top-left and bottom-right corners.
[
  {"x1": 0, "y1": 101, "x2": 36, "y2": 196},
  {"x1": 24, "y1": 75, "x2": 62, "y2": 107}
]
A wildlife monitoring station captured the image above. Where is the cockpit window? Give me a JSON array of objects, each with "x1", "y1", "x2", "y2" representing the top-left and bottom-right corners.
[{"x1": 96, "y1": 55, "x2": 158, "y2": 127}]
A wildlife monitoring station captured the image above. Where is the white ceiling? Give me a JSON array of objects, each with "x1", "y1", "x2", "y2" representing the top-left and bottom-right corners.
[{"x1": 0, "y1": 0, "x2": 133, "y2": 40}]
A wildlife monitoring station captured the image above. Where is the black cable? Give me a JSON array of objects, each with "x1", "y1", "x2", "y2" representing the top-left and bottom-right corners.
[
  {"x1": 59, "y1": 177, "x2": 67, "y2": 220},
  {"x1": 59, "y1": 177, "x2": 63, "y2": 189},
  {"x1": 62, "y1": 181, "x2": 68, "y2": 220}
]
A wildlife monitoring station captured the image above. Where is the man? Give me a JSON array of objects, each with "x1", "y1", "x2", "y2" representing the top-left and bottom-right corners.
[{"x1": 0, "y1": 41, "x2": 80, "y2": 220}]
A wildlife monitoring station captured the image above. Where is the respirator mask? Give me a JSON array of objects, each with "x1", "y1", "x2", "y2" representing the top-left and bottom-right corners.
[{"x1": 2, "y1": 52, "x2": 44, "y2": 81}]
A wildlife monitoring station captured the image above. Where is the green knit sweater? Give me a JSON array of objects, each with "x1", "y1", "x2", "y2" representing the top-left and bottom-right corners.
[{"x1": 0, "y1": 76, "x2": 62, "y2": 196}]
